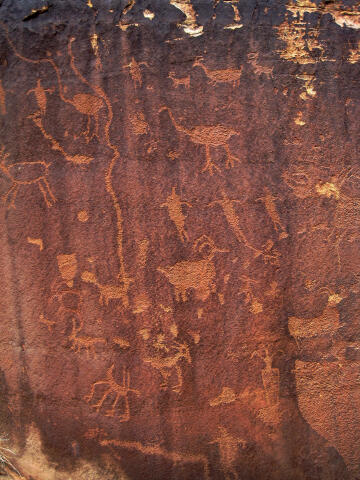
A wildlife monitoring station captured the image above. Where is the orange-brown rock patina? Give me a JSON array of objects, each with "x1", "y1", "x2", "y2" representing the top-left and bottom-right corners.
[{"x1": 0, "y1": 0, "x2": 360, "y2": 479}]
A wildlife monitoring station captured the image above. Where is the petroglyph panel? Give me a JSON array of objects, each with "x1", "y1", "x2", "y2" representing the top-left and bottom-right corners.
[{"x1": 0, "y1": 1, "x2": 359, "y2": 479}]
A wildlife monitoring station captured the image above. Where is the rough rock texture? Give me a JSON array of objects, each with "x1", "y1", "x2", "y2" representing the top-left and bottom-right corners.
[{"x1": 0, "y1": 0, "x2": 359, "y2": 479}]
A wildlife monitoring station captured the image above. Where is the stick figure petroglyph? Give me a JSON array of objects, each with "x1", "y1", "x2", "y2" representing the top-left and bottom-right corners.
[
  {"x1": 0, "y1": 146, "x2": 56, "y2": 209},
  {"x1": 85, "y1": 364, "x2": 139, "y2": 420},
  {"x1": 161, "y1": 187, "x2": 192, "y2": 242},
  {"x1": 159, "y1": 106, "x2": 241, "y2": 175},
  {"x1": 26, "y1": 79, "x2": 53, "y2": 116},
  {"x1": 123, "y1": 57, "x2": 148, "y2": 88},
  {"x1": 158, "y1": 235, "x2": 227, "y2": 302}
]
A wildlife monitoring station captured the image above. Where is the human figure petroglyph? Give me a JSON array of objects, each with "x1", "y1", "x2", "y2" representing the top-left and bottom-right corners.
[
  {"x1": 208, "y1": 191, "x2": 280, "y2": 264},
  {"x1": 161, "y1": 187, "x2": 192, "y2": 242},
  {"x1": 169, "y1": 72, "x2": 190, "y2": 89},
  {"x1": 256, "y1": 187, "x2": 288, "y2": 239},
  {"x1": 288, "y1": 288, "x2": 344, "y2": 347},
  {"x1": 159, "y1": 106, "x2": 241, "y2": 175},
  {"x1": 85, "y1": 365, "x2": 139, "y2": 420},
  {"x1": 251, "y1": 348, "x2": 280, "y2": 407},
  {"x1": 143, "y1": 340, "x2": 191, "y2": 393},
  {"x1": 210, "y1": 426, "x2": 246, "y2": 480},
  {"x1": 69, "y1": 317, "x2": 106, "y2": 357},
  {"x1": 123, "y1": 57, "x2": 148, "y2": 87},
  {"x1": 81, "y1": 271, "x2": 132, "y2": 308},
  {"x1": 158, "y1": 235, "x2": 227, "y2": 302},
  {"x1": 0, "y1": 146, "x2": 56, "y2": 209},
  {"x1": 193, "y1": 58, "x2": 242, "y2": 86},
  {"x1": 26, "y1": 79, "x2": 53, "y2": 116}
]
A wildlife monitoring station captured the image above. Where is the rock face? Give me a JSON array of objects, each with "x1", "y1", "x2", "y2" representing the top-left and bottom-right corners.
[{"x1": 0, "y1": 0, "x2": 359, "y2": 479}]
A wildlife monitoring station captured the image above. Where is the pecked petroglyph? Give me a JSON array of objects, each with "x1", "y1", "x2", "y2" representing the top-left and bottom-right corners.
[
  {"x1": 193, "y1": 58, "x2": 243, "y2": 86},
  {"x1": 28, "y1": 111, "x2": 94, "y2": 165},
  {"x1": 68, "y1": 317, "x2": 106, "y2": 357},
  {"x1": 81, "y1": 270, "x2": 131, "y2": 308},
  {"x1": 158, "y1": 235, "x2": 227, "y2": 303},
  {"x1": 27, "y1": 237, "x2": 43, "y2": 251},
  {"x1": 143, "y1": 339, "x2": 191, "y2": 393},
  {"x1": 288, "y1": 288, "x2": 344, "y2": 346},
  {"x1": 159, "y1": 106, "x2": 241, "y2": 175},
  {"x1": 161, "y1": 187, "x2": 191, "y2": 242},
  {"x1": 0, "y1": 146, "x2": 56, "y2": 209},
  {"x1": 26, "y1": 79, "x2": 53, "y2": 117},
  {"x1": 85, "y1": 365, "x2": 139, "y2": 420},
  {"x1": 208, "y1": 191, "x2": 280, "y2": 263},
  {"x1": 256, "y1": 187, "x2": 288, "y2": 239},
  {"x1": 100, "y1": 435, "x2": 210, "y2": 480}
]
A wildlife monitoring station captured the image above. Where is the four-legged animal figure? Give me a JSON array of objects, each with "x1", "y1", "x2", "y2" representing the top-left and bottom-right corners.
[
  {"x1": 0, "y1": 146, "x2": 55, "y2": 208},
  {"x1": 85, "y1": 364, "x2": 139, "y2": 420},
  {"x1": 143, "y1": 341, "x2": 191, "y2": 393}
]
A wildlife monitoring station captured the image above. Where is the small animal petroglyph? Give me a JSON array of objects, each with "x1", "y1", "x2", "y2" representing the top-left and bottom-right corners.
[
  {"x1": 81, "y1": 271, "x2": 132, "y2": 308},
  {"x1": 193, "y1": 58, "x2": 242, "y2": 86},
  {"x1": 26, "y1": 79, "x2": 53, "y2": 116},
  {"x1": 169, "y1": 72, "x2": 190, "y2": 89},
  {"x1": 69, "y1": 317, "x2": 105, "y2": 357},
  {"x1": 210, "y1": 426, "x2": 246, "y2": 480},
  {"x1": 159, "y1": 106, "x2": 241, "y2": 175},
  {"x1": 0, "y1": 146, "x2": 56, "y2": 209},
  {"x1": 288, "y1": 288, "x2": 344, "y2": 346},
  {"x1": 161, "y1": 187, "x2": 192, "y2": 242},
  {"x1": 158, "y1": 235, "x2": 227, "y2": 302},
  {"x1": 85, "y1": 364, "x2": 139, "y2": 420},
  {"x1": 143, "y1": 340, "x2": 191, "y2": 393},
  {"x1": 27, "y1": 237, "x2": 43, "y2": 251}
]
